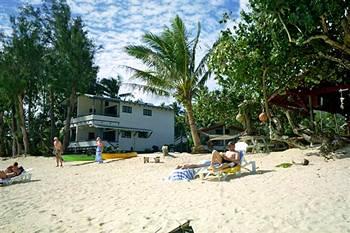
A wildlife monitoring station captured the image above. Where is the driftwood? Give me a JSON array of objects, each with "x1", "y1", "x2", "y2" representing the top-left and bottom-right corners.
[
  {"x1": 271, "y1": 136, "x2": 306, "y2": 149},
  {"x1": 320, "y1": 136, "x2": 350, "y2": 158}
]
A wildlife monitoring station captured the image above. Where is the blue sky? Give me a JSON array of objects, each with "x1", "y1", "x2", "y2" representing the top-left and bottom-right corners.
[{"x1": 0, "y1": 0, "x2": 247, "y2": 103}]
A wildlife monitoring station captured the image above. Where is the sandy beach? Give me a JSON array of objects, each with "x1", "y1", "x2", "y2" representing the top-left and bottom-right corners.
[{"x1": 1, "y1": 148, "x2": 350, "y2": 233}]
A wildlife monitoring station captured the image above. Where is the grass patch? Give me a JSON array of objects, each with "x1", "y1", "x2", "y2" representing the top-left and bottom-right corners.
[
  {"x1": 62, "y1": 154, "x2": 94, "y2": 162},
  {"x1": 275, "y1": 163, "x2": 293, "y2": 168}
]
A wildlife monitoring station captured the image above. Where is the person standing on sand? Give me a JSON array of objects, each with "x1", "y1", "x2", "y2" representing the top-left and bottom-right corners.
[
  {"x1": 95, "y1": 137, "x2": 104, "y2": 163},
  {"x1": 53, "y1": 137, "x2": 63, "y2": 167}
]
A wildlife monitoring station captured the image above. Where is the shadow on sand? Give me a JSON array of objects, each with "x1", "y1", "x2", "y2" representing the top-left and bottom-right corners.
[
  {"x1": 0, "y1": 179, "x2": 41, "y2": 187},
  {"x1": 206, "y1": 169, "x2": 276, "y2": 182},
  {"x1": 227, "y1": 169, "x2": 276, "y2": 180},
  {"x1": 69, "y1": 157, "x2": 138, "y2": 166}
]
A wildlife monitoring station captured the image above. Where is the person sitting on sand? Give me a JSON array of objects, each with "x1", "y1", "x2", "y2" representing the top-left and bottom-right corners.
[{"x1": 53, "y1": 137, "x2": 63, "y2": 167}]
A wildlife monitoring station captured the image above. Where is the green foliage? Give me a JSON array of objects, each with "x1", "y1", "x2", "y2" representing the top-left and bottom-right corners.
[
  {"x1": 125, "y1": 15, "x2": 211, "y2": 150},
  {"x1": 0, "y1": 0, "x2": 98, "y2": 156},
  {"x1": 207, "y1": 0, "x2": 350, "y2": 138},
  {"x1": 276, "y1": 163, "x2": 293, "y2": 168},
  {"x1": 193, "y1": 87, "x2": 241, "y2": 127}
]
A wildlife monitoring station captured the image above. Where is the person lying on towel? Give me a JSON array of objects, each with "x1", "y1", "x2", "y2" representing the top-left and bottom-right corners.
[
  {"x1": 0, "y1": 162, "x2": 24, "y2": 179},
  {"x1": 168, "y1": 160, "x2": 211, "y2": 181}
]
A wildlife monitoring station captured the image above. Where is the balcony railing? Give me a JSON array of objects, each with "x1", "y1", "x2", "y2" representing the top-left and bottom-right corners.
[{"x1": 71, "y1": 114, "x2": 120, "y2": 128}]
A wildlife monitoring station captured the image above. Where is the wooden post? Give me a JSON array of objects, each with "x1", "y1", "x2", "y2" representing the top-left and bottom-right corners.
[{"x1": 308, "y1": 95, "x2": 314, "y2": 131}]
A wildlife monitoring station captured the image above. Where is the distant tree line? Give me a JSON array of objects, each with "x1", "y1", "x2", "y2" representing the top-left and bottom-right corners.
[{"x1": 0, "y1": 0, "x2": 126, "y2": 156}]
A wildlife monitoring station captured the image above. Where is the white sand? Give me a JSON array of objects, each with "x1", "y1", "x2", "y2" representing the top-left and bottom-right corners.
[{"x1": 1, "y1": 148, "x2": 350, "y2": 233}]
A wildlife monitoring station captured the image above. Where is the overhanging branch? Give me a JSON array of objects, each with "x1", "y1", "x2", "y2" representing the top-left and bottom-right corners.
[
  {"x1": 303, "y1": 35, "x2": 350, "y2": 55},
  {"x1": 317, "y1": 52, "x2": 350, "y2": 70},
  {"x1": 278, "y1": 12, "x2": 294, "y2": 43}
]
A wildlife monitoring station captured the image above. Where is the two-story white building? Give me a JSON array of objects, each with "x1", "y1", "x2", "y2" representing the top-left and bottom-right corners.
[{"x1": 68, "y1": 94, "x2": 174, "y2": 152}]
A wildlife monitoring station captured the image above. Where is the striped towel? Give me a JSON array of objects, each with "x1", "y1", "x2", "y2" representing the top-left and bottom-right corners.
[{"x1": 168, "y1": 168, "x2": 196, "y2": 181}]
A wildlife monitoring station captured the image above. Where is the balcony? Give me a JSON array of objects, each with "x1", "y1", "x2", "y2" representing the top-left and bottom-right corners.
[{"x1": 71, "y1": 114, "x2": 120, "y2": 128}]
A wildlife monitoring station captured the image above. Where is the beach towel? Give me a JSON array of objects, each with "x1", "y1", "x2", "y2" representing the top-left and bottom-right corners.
[
  {"x1": 0, "y1": 169, "x2": 32, "y2": 186},
  {"x1": 168, "y1": 168, "x2": 196, "y2": 181}
]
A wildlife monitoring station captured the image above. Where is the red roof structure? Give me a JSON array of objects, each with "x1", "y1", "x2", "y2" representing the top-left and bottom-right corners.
[{"x1": 268, "y1": 84, "x2": 350, "y2": 119}]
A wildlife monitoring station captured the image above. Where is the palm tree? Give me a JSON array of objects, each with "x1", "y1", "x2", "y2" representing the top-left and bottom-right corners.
[
  {"x1": 96, "y1": 75, "x2": 133, "y2": 99},
  {"x1": 125, "y1": 16, "x2": 210, "y2": 153},
  {"x1": 99, "y1": 76, "x2": 122, "y2": 98}
]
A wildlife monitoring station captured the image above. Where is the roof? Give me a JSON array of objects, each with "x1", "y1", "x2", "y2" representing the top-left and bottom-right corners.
[
  {"x1": 198, "y1": 123, "x2": 244, "y2": 132},
  {"x1": 82, "y1": 94, "x2": 173, "y2": 111},
  {"x1": 208, "y1": 134, "x2": 241, "y2": 141},
  {"x1": 269, "y1": 84, "x2": 350, "y2": 117}
]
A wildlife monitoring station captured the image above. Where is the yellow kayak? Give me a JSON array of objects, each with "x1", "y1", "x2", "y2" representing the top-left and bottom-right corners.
[{"x1": 102, "y1": 152, "x2": 137, "y2": 160}]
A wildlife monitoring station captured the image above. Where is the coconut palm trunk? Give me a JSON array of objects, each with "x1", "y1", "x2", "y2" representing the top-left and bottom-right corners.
[
  {"x1": 184, "y1": 100, "x2": 203, "y2": 152},
  {"x1": 125, "y1": 16, "x2": 211, "y2": 154}
]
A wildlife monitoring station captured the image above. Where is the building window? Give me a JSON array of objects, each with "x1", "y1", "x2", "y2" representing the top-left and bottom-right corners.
[
  {"x1": 89, "y1": 108, "x2": 96, "y2": 114},
  {"x1": 88, "y1": 132, "x2": 95, "y2": 140},
  {"x1": 105, "y1": 106, "x2": 118, "y2": 117},
  {"x1": 138, "y1": 132, "x2": 148, "y2": 138},
  {"x1": 105, "y1": 101, "x2": 109, "y2": 107},
  {"x1": 143, "y1": 109, "x2": 152, "y2": 116},
  {"x1": 213, "y1": 140, "x2": 224, "y2": 146},
  {"x1": 215, "y1": 128, "x2": 223, "y2": 134},
  {"x1": 121, "y1": 131, "x2": 131, "y2": 138},
  {"x1": 122, "y1": 105, "x2": 132, "y2": 113}
]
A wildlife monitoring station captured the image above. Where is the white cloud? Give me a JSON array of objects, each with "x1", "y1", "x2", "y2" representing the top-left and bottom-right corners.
[
  {"x1": 239, "y1": 0, "x2": 250, "y2": 13},
  {"x1": 1, "y1": 0, "x2": 242, "y2": 104}
]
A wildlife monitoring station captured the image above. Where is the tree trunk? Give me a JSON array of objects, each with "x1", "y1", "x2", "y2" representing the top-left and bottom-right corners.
[
  {"x1": 10, "y1": 109, "x2": 18, "y2": 157},
  {"x1": 0, "y1": 111, "x2": 4, "y2": 156},
  {"x1": 17, "y1": 94, "x2": 29, "y2": 156},
  {"x1": 63, "y1": 92, "x2": 76, "y2": 151},
  {"x1": 243, "y1": 110, "x2": 253, "y2": 135},
  {"x1": 184, "y1": 100, "x2": 204, "y2": 153},
  {"x1": 50, "y1": 88, "x2": 55, "y2": 141},
  {"x1": 28, "y1": 90, "x2": 33, "y2": 146},
  {"x1": 285, "y1": 110, "x2": 300, "y2": 135},
  {"x1": 261, "y1": 67, "x2": 271, "y2": 120}
]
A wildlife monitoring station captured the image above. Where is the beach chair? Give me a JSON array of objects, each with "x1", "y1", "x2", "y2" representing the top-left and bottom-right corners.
[
  {"x1": 0, "y1": 169, "x2": 32, "y2": 186},
  {"x1": 198, "y1": 143, "x2": 256, "y2": 181}
]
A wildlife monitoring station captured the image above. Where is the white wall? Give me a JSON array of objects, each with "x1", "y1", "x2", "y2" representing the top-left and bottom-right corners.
[
  {"x1": 74, "y1": 96, "x2": 174, "y2": 152},
  {"x1": 77, "y1": 96, "x2": 113, "y2": 116},
  {"x1": 118, "y1": 102, "x2": 174, "y2": 151}
]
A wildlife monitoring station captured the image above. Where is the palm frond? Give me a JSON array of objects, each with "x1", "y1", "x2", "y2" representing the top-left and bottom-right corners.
[
  {"x1": 189, "y1": 22, "x2": 201, "y2": 74},
  {"x1": 123, "y1": 82, "x2": 171, "y2": 96},
  {"x1": 171, "y1": 16, "x2": 190, "y2": 76},
  {"x1": 124, "y1": 65, "x2": 173, "y2": 90},
  {"x1": 197, "y1": 70, "x2": 211, "y2": 87},
  {"x1": 194, "y1": 48, "x2": 212, "y2": 77}
]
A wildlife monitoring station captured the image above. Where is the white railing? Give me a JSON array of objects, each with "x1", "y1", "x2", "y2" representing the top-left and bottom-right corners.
[{"x1": 71, "y1": 114, "x2": 120, "y2": 128}]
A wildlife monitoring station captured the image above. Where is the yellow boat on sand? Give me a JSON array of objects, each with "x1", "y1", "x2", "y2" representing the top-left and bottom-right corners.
[{"x1": 102, "y1": 152, "x2": 137, "y2": 160}]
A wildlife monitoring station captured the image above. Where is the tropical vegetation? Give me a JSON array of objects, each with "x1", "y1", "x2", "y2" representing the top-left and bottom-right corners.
[
  {"x1": 125, "y1": 15, "x2": 211, "y2": 153},
  {"x1": 0, "y1": 0, "x2": 349, "y2": 157}
]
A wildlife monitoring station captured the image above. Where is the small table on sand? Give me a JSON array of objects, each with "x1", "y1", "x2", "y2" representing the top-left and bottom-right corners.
[{"x1": 139, "y1": 154, "x2": 161, "y2": 163}]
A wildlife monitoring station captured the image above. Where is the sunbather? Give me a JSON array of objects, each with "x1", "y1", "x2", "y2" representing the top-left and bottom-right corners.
[
  {"x1": 169, "y1": 160, "x2": 211, "y2": 181},
  {"x1": 210, "y1": 141, "x2": 240, "y2": 169},
  {"x1": 0, "y1": 162, "x2": 23, "y2": 179}
]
